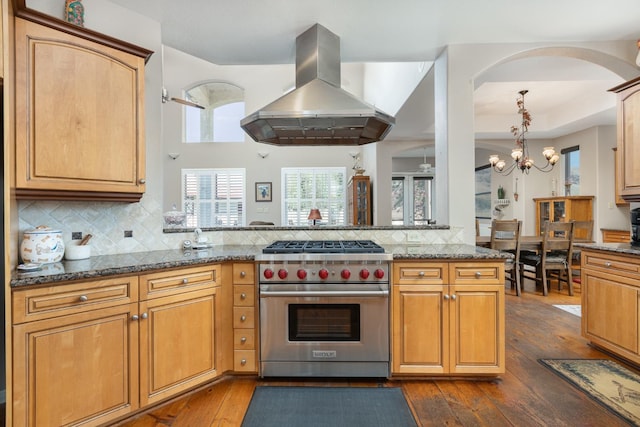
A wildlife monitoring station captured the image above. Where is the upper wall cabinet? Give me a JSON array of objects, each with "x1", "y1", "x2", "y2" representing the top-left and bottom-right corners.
[
  {"x1": 610, "y1": 77, "x2": 640, "y2": 202},
  {"x1": 14, "y1": 16, "x2": 152, "y2": 201}
]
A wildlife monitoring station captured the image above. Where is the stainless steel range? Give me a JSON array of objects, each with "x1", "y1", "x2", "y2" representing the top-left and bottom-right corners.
[{"x1": 256, "y1": 240, "x2": 392, "y2": 378}]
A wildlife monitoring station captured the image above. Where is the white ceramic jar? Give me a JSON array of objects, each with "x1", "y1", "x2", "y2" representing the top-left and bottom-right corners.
[{"x1": 20, "y1": 226, "x2": 65, "y2": 263}]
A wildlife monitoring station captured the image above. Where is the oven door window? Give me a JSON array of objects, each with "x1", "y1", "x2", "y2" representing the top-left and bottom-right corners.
[{"x1": 288, "y1": 304, "x2": 360, "y2": 341}]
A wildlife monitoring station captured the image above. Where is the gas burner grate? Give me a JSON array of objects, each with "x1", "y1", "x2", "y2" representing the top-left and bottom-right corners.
[{"x1": 262, "y1": 240, "x2": 385, "y2": 254}]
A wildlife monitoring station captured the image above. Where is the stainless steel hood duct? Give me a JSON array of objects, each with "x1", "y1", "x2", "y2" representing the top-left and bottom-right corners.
[{"x1": 241, "y1": 24, "x2": 395, "y2": 146}]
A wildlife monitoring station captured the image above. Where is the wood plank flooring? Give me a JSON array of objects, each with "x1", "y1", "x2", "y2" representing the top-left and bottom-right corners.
[{"x1": 113, "y1": 280, "x2": 639, "y2": 426}]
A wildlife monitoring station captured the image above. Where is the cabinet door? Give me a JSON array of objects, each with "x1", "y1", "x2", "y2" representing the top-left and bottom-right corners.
[
  {"x1": 619, "y1": 84, "x2": 640, "y2": 200},
  {"x1": 139, "y1": 288, "x2": 219, "y2": 406},
  {"x1": 13, "y1": 303, "x2": 139, "y2": 427},
  {"x1": 14, "y1": 18, "x2": 146, "y2": 200},
  {"x1": 392, "y1": 284, "x2": 448, "y2": 374},
  {"x1": 582, "y1": 269, "x2": 639, "y2": 355},
  {"x1": 449, "y1": 283, "x2": 505, "y2": 374}
]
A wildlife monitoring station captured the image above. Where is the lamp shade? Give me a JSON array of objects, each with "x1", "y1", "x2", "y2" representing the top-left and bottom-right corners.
[{"x1": 308, "y1": 209, "x2": 322, "y2": 221}]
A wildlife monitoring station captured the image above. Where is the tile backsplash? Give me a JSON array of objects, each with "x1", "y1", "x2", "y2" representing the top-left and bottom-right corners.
[{"x1": 18, "y1": 197, "x2": 464, "y2": 258}]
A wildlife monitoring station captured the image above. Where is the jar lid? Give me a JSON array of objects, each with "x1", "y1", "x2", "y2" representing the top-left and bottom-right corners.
[{"x1": 24, "y1": 225, "x2": 61, "y2": 234}]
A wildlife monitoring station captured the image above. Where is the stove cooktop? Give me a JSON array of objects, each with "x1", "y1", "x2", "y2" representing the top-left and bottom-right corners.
[{"x1": 262, "y1": 240, "x2": 385, "y2": 254}]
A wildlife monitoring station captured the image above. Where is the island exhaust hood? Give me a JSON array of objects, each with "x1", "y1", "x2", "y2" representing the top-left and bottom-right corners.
[{"x1": 240, "y1": 24, "x2": 395, "y2": 146}]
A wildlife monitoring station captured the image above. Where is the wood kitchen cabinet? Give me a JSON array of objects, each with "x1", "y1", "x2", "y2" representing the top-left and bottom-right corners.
[
  {"x1": 610, "y1": 77, "x2": 640, "y2": 202},
  {"x1": 14, "y1": 17, "x2": 152, "y2": 201},
  {"x1": 231, "y1": 262, "x2": 258, "y2": 373},
  {"x1": 534, "y1": 196, "x2": 594, "y2": 238},
  {"x1": 12, "y1": 265, "x2": 222, "y2": 426},
  {"x1": 12, "y1": 276, "x2": 140, "y2": 427},
  {"x1": 348, "y1": 175, "x2": 372, "y2": 225},
  {"x1": 581, "y1": 249, "x2": 640, "y2": 365},
  {"x1": 392, "y1": 261, "x2": 505, "y2": 376}
]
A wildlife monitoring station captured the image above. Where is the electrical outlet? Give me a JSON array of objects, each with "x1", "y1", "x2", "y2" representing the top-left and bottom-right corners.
[
  {"x1": 71, "y1": 231, "x2": 82, "y2": 240},
  {"x1": 124, "y1": 230, "x2": 133, "y2": 238}
]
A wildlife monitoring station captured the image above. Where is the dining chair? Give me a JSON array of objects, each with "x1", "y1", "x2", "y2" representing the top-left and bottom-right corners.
[
  {"x1": 490, "y1": 219, "x2": 522, "y2": 296},
  {"x1": 520, "y1": 221, "x2": 575, "y2": 296},
  {"x1": 570, "y1": 220, "x2": 594, "y2": 289}
]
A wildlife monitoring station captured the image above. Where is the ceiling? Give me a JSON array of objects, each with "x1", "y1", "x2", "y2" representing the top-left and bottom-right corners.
[{"x1": 109, "y1": 0, "x2": 640, "y2": 152}]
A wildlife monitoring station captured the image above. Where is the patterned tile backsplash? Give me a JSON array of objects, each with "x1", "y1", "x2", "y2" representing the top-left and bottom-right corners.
[{"x1": 18, "y1": 197, "x2": 464, "y2": 257}]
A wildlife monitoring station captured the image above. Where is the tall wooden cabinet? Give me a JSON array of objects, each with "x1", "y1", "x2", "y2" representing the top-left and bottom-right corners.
[
  {"x1": 534, "y1": 196, "x2": 594, "y2": 238},
  {"x1": 610, "y1": 77, "x2": 640, "y2": 202},
  {"x1": 14, "y1": 17, "x2": 152, "y2": 201},
  {"x1": 392, "y1": 261, "x2": 505, "y2": 376},
  {"x1": 348, "y1": 175, "x2": 372, "y2": 225}
]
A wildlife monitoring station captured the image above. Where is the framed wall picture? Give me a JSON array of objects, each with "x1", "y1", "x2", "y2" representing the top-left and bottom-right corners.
[{"x1": 255, "y1": 182, "x2": 272, "y2": 202}]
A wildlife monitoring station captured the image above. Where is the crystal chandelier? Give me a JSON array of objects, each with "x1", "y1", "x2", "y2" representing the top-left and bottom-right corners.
[{"x1": 489, "y1": 90, "x2": 559, "y2": 175}]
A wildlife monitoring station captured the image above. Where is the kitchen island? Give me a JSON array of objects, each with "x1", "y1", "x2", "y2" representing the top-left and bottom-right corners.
[{"x1": 9, "y1": 243, "x2": 508, "y2": 427}]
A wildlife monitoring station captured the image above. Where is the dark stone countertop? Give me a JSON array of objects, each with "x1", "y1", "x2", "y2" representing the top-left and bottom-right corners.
[
  {"x1": 11, "y1": 243, "x2": 508, "y2": 288},
  {"x1": 574, "y1": 242, "x2": 640, "y2": 256}
]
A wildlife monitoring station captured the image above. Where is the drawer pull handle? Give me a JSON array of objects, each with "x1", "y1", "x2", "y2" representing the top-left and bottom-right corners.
[
  {"x1": 79, "y1": 295, "x2": 88, "y2": 302},
  {"x1": 418, "y1": 271, "x2": 425, "y2": 277},
  {"x1": 605, "y1": 262, "x2": 612, "y2": 268},
  {"x1": 475, "y1": 271, "x2": 481, "y2": 278},
  {"x1": 240, "y1": 337, "x2": 247, "y2": 343},
  {"x1": 240, "y1": 293, "x2": 247, "y2": 300},
  {"x1": 240, "y1": 315, "x2": 247, "y2": 322},
  {"x1": 240, "y1": 271, "x2": 246, "y2": 278},
  {"x1": 182, "y1": 278, "x2": 188, "y2": 284},
  {"x1": 240, "y1": 359, "x2": 247, "y2": 366},
  {"x1": 132, "y1": 314, "x2": 139, "y2": 321}
]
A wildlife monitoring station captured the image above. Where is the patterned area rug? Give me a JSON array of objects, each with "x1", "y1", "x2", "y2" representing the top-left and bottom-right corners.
[
  {"x1": 552, "y1": 304, "x2": 581, "y2": 317},
  {"x1": 241, "y1": 386, "x2": 418, "y2": 427},
  {"x1": 540, "y1": 359, "x2": 640, "y2": 425}
]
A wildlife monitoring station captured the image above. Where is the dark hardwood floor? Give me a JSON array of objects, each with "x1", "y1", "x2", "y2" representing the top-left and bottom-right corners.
[{"x1": 95, "y1": 280, "x2": 640, "y2": 425}]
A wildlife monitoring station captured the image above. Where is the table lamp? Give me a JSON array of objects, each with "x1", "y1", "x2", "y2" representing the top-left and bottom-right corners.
[{"x1": 308, "y1": 209, "x2": 322, "y2": 226}]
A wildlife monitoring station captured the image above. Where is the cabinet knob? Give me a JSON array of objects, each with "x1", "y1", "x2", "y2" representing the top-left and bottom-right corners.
[
  {"x1": 132, "y1": 314, "x2": 139, "y2": 321},
  {"x1": 418, "y1": 271, "x2": 425, "y2": 277},
  {"x1": 182, "y1": 278, "x2": 188, "y2": 284},
  {"x1": 240, "y1": 359, "x2": 247, "y2": 366},
  {"x1": 240, "y1": 271, "x2": 246, "y2": 278},
  {"x1": 141, "y1": 312, "x2": 148, "y2": 319},
  {"x1": 451, "y1": 294, "x2": 457, "y2": 301},
  {"x1": 240, "y1": 337, "x2": 247, "y2": 343},
  {"x1": 79, "y1": 295, "x2": 88, "y2": 302},
  {"x1": 139, "y1": 178, "x2": 146, "y2": 184},
  {"x1": 240, "y1": 293, "x2": 247, "y2": 300},
  {"x1": 605, "y1": 262, "x2": 612, "y2": 268},
  {"x1": 443, "y1": 294, "x2": 450, "y2": 300},
  {"x1": 240, "y1": 315, "x2": 247, "y2": 322},
  {"x1": 475, "y1": 271, "x2": 482, "y2": 279}
]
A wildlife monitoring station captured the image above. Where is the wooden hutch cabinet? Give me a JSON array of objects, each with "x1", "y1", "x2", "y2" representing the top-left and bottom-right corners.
[
  {"x1": 348, "y1": 175, "x2": 372, "y2": 225},
  {"x1": 610, "y1": 76, "x2": 640, "y2": 202},
  {"x1": 534, "y1": 196, "x2": 594, "y2": 238}
]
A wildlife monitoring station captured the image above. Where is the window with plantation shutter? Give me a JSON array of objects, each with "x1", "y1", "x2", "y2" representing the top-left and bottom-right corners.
[
  {"x1": 182, "y1": 169, "x2": 246, "y2": 227},
  {"x1": 282, "y1": 167, "x2": 347, "y2": 226}
]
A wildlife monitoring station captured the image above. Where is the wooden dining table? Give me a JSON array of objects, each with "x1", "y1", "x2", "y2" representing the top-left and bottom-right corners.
[{"x1": 476, "y1": 235, "x2": 591, "y2": 250}]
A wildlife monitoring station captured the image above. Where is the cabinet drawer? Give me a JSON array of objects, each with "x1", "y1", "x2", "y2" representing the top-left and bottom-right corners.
[
  {"x1": 601, "y1": 229, "x2": 631, "y2": 243},
  {"x1": 582, "y1": 251, "x2": 640, "y2": 280},
  {"x1": 450, "y1": 263, "x2": 504, "y2": 285},
  {"x1": 393, "y1": 262, "x2": 447, "y2": 285},
  {"x1": 13, "y1": 276, "x2": 138, "y2": 324},
  {"x1": 233, "y1": 263, "x2": 255, "y2": 284},
  {"x1": 234, "y1": 329, "x2": 255, "y2": 350},
  {"x1": 234, "y1": 285, "x2": 255, "y2": 306},
  {"x1": 234, "y1": 350, "x2": 257, "y2": 372},
  {"x1": 233, "y1": 307, "x2": 255, "y2": 329},
  {"x1": 140, "y1": 265, "x2": 220, "y2": 300}
]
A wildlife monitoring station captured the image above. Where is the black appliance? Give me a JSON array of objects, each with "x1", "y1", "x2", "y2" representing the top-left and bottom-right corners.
[{"x1": 632, "y1": 208, "x2": 640, "y2": 246}]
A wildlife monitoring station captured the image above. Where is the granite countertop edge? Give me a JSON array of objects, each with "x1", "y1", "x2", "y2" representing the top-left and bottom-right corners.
[
  {"x1": 574, "y1": 242, "x2": 640, "y2": 256},
  {"x1": 11, "y1": 244, "x2": 508, "y2": 288}
]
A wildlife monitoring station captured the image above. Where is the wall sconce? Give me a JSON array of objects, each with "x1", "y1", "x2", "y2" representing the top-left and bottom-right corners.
[
  {"x1": 168, "y1": 152, "x2": 180, "y2": 160},
  {"x1": 258, "y1": 151, "x2": 269, "y2": 159},
  {"x1": 308, "y1": 208, "x2": 322, "y2": 226}
]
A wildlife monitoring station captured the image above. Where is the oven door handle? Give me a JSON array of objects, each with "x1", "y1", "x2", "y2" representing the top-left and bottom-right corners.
[{"x1": 259, "y1": 290, "x2": 389, "y2": 298}]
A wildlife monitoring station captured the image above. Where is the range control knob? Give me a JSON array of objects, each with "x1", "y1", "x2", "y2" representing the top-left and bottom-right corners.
[
  {"x1": 318, "y1": 268, "x2": 329, "y2": 280},
  {"x1": 374, "y1": 268, "x2": 386, "y2": 279},
  {"x1": 341, "y1": 269, "x2": 351, "y2": 280},
  {"x1": 359, "y1": 269, "x2": 370, "y2": 279},
  {"x1": 263, "y1": 268, "x2": 274, "y2": 279},
  {"x1": 278, "y1": 269, "x2": 288, "y2": 279},
  {"x1": 297, "y1": 269, "x2": 307, "y2": 280}
]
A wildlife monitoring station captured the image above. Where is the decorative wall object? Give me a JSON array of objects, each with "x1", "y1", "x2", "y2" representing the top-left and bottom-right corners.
[
  {"x1": 256, "y1": 182, "x2": 272, "y2": 202},
  {"x1": 65, "y1": 0, "x2": 85, "y2": 26}
]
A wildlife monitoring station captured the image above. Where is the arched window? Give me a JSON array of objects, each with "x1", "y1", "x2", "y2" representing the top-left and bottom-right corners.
[{"x1": 183, "y1": 82, "x2": 245, "y2": 143}]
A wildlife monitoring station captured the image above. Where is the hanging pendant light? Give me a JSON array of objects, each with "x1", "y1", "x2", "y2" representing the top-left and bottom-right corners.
[{"x1": 489, "y1": 90, "x2": 559, "y2": 175}]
